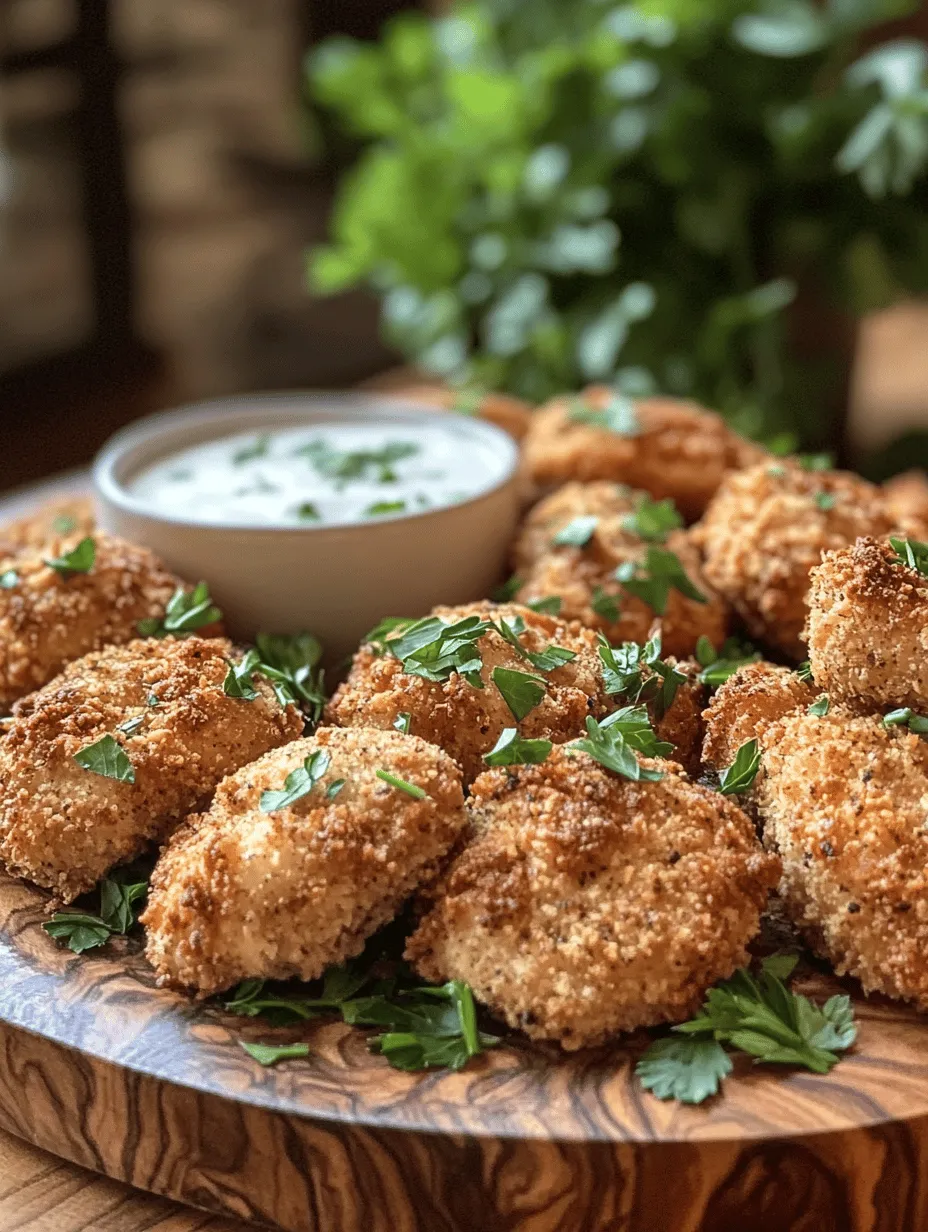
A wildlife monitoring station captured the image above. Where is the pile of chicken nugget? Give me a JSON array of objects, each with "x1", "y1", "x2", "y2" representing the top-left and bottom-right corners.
[{"x1": 3, "y1": 386, "x2": 928, "y2": 1055}]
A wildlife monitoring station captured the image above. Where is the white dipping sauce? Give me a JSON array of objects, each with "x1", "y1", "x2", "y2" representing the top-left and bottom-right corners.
[{"x1": 129, "y1": 420, "x2": 510, "y2": 527}]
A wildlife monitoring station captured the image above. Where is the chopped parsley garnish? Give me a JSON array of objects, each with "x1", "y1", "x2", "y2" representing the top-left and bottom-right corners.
[
  {"x1": 598, "y1": 633, "x2": 684, "y2": 718},
  {"x1": 637, "y1": 954, "x2": 856, "y2": 1105},
  {"x1": 796, "y1": 660, "x2": 814, "y2": 683},
  {"x1": 44, "y1": 873, "x2": 148, "y2": 954},
  {"x1": 73, "y1": 734, "x2": 135, "y2": 783},
  {"x1": 375, "y1": 769, "x2": 427, "y2": 799},
  {"x1": 797, "y1": 452, "x2": 834, "y2": 472},
  {"x1": 116, "y1": 714, "x2": 145, "y2": 737},
  {"x1": 553, "y1": 515, "x2": 599, "y2": 548},
  {"x1": 253, "y1": 632, "x2": 326, "y2": 722},
  {"x1": 393, "y1": 712, "x2": 412, "y2": 735},
  {"x1": 137, "y1": 581, "x2": 222, "y2": 638},
  {"x1": 44, "y1": 536, "x2": 95, "y2": 577},
  {"x1": 570, "y1": 713, "x2": 664, "y2": 781},
  {"x1": 51, "y1": 513, "x2": 78, "y2": 534},
  {"x1": 365, "y1": 616, "x2": 415, "y2": 654},
  {"x1": 296, "y1": 502, "x2": 321, "y2": 521},
  {"x1": 240, "y1": 1041, "x2": 311, "y2": 1067},
  {"x1": 622, "y1": 494, "x2": 683, "y2": 543},
  {"x1": 483, "y1": 727, "x2": 552, "y2": 767},
  {"x1": 260, "y1": 750, "x2": 331, "y2": 812},
  {"x1": 890, "y1": 536, "x2": 928, "y2": 578},
  {"x1": 567, "y1": 392, "x2": 640, "y2": 436},
  {"x1": 0, "y1": 570, "x2": 18, "y2": 589},
  {"x1": 718, "y1": 738, "x2": 761, "y2": 795},
  {"x1": 492, "y1": 666, "x2": 546, "y2": 721},
  {"x1": 808, "y1": 694, "x2": 830, "y2": 717},
  {"x1": 492, "y1": 613, "x2": 577, "y2": 673},
  {"x1": 232, "y1": 434, "x2": 271, "y2": 465},
  {"x1": 223, "y1": 651, "x2": 261, "y2": 701},
  {"x1": 591, "y1": 585, "x2": 621, "y2": 622},
  {"x1": 388, "y1": 615, "x2": 492, "y2": 688},
  {"x1": 365, "y1": 499, "x2": 406, "y2": 517},
  {"x1": 326, "y1": 779, "x2": 346, "y2": 799},
  {"x1": 525, "y1": 595, "x2": 562, "y2": 615},
  {"x1": 814, "y1": 491, "x2": 836, "y2": 512},
  {"x1": 615, "y1": 547, "x2": 706, "y2": 614},
  {"x1": 491, "y1": 574, "x2": 523, "y2": 602},
  {"x1": 694, "y1": 635, "x2": 761, "y2": 689},
  {"x1": 882, "y1": 707, "x2": 928, "y2": 734},
  {"x1": 299, "y1": 439, "x2": 418, "y2": 485},
  {"x1": 599, "y1": 704, "x2": 674, "y2": 758}
]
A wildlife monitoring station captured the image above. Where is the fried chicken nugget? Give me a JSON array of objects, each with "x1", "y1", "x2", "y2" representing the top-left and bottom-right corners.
[
  {"x1": 702, "y1": 660, "x2": 818, "y2": 774},
  {"x1": 521, "y1": 389, "x2": 765, "y2": 519},
  {"x1": 0, "y1": 495, "x2": 96, "y2": 558},
  {"x1": 142, "y1": 727, "x2": 466, "y2": 996},
  {"x1": 326, "y1": 601, "x2": 607, "y2": 783},
  {"x1": 0, "y1": 637, "x2": 302, "y2": 900},
  {"x1": 406, "y1": 747, "x2": 779, "y2": 1048},
  {"x1": 512, "y1": 481, "x2": 728, "y2": 656},
  {"x1": 742, "y1": 704, "x2": 928, "y2": 1007},
  {"x1": 0, "y1": 530, "x2": 185, "y2": 708},
  {"x1": 806, "y1": 537, "x2": 928, "y2": 712},
  {"x1": 695, "y1": 461, "x2": 897, "y2": 659}
]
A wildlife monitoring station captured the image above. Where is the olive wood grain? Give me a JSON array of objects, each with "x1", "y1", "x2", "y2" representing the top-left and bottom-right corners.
[{"x1": 3, "y1": 872, "x2": 928, "y2": 1231}]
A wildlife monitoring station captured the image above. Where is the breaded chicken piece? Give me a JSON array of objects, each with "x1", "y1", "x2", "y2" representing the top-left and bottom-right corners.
[
  {"x1": 883, "y1": 470, "x2": 928, "y2": 538},
  {"x1": 653, "y1": 658, "x2": 706, "y2": 776},
  {"x1": 0, "y1": 531, "x2": 185, "y2": 708},
  {"x1": 521, "y1": 389, "x2": 765, "y2": 519},
  {"x1": 326, "y1": 602, "x2": 607, "y2": 783},
  {"x1": 695, "y1": 461, "x2": 897, "y2": 659},
  {"x1": 143, "y1": 727, "x2": 466, "y2": 996},
  {"x1": 0, "y1": 637, "x2": 302, "y2": 900},
  {"x1": 745, "y1": 704, "x2": 928, "y2": 1007},
  {"x1": 702, "y1": 660, "x2": 818, "y2": 774},
  {"x1": 0, "y1": 495, "x2": 96, "y2": 558},
  {"x1": 806, "y1": 537, "x2": 928, "y2": 713},
  {"x1": 404, "y1": 385, "x2": 534, "y2": 442},
  {"x1": 406, "y1": 747, "x2": 779, "y2": 1048},
  {"x1": 512, "y1": 481, "x2": 728, "y2": 656}
]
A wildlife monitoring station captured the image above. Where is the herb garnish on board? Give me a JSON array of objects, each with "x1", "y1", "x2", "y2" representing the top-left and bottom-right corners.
[{"x1": 44, "y1": 874, "x2": 148, "y2": 954}]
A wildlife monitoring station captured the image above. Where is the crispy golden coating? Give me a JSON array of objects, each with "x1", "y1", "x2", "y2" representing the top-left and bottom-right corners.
[
  {"x1": 0, "y1": 531, "x2": 185, "y2": 708},
  {"x1": 695, "y1": 462, "x2": 896, "y2": 659},
  {"x1": 405, "y1": 385, "x2": 534, "y2": 442},
  {"x1": 753, "y1": 705, "x2": 928, "y2": 1007},
  {"x1": 653, "y1": 658, "x2": 706, "y2": 776},
  {"x1": 882, "y1": 470, "x2": 928, "y2": 538},
  {"x1": 326, "y1": 601, "x2": 607, "y2": 783},
  {"x1": 521, "y1": 389, "x2": 765, "y2": 519},
  {"x1": 702, "y1": 660, "x2": 817, "y2": 774},
  {"x1": 0, "y1": 495, "x2": 96, "y2": 558},
  {"x1": 406, "y1": 747, "x2": 779, "y2": 1048},
  {"x1": 806, "y1": 537, "x2": 928, "y2": 712},
  {"x1": 512, "y1": 481, "x2": 728, "y2": 657},
  {"x1": 0, "y1": 637, "x2": 302, "y2": 900},
  {"x1": 143, "y1": 727, "x2": 466, "y2": 996}
]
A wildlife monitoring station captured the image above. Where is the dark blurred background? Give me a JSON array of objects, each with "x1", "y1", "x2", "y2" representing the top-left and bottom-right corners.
[{"x1": 1, "y1": 0, "x2": 927, "y2": 495}]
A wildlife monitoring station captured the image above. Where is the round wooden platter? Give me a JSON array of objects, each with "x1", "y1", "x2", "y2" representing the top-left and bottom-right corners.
[{"x1": 3, "y1": 873, "x2": 928, "y2": 1232}]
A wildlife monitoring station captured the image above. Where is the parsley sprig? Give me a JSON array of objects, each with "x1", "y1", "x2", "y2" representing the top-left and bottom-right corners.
[
  {"x1": 260, "y1": 750, "x2": 331, "y2": 812},
  {"x1": 637, "y1": 955, "x2": 857, "y2": 1105},
  {"x1": 252, "y1": 633, "x2": 325, "y2": 722},
  {"x1": 570, "y1": 713, "x2": 665, "y2": 782},
  {"x1": 44, "y1": 874, "x2": 148, "y2": 954},
  {"x1": 615, "y1": 547, "x2": 706, "y2": 614},
  {"x1": 387, "y1": 615, "x2": 493, "y2": 688},
  {"x1": 598, "y1": 633, "x2": 684, "y2": 719},
  {"x1": 138, "y1": 581, "x2": 222, "y2": 638},
  {"x1": 300, "y1": 439, "x2": 418, "y2": 485},
  {"x1": 883, "y1": 707, "x2": 928, "y2": 734},
  {"x1": 890, "y1": 536, "x2": 928, "y2": 578},
  {"x1": 718, "y1": 739, "x2": 761, "y2": 795},
  {"x1": 483, "y1": 728, "x2": 552, "y2": 767},
  {"x1": 553, "y1": 515, "x2": 599, "y2": 547},
  {"x1": 567, "y1": 392, "x2": 640, "y2": 436},
  {"x1": 695, "y1": 635, "x2": 761, "y2": 689},
  {"x1": 44, "y1": 536, "x2": 96, "y2": 577},
  {"x1": 622, "y1": 494, "x2": 683, "y2": 543},
  {"x1": 492, "y1": 613, "x2": 577, "y2": 673},
  {"x1": 73, "y1": 733, "x2": 135, "y2": 783}
]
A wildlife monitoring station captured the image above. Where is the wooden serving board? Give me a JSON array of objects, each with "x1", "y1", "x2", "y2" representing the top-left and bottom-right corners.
[{"x1": 3, "y1": 871, "x2": 928, "y2": 1232}]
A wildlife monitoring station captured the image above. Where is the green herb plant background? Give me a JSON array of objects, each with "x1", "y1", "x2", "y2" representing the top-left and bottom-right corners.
[{"x1": 306, "y1": 0, "x2": 928, "y2": 449}]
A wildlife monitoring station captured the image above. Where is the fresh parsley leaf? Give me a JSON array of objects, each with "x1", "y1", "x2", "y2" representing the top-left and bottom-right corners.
[
  {"x1": 483, "y1": 727, "x2": 552, "y2": 766},
  {"x1": 696, "y1": 636, "x2": 761, "y2": 689},
  {"x1": 365, "y1": 499, "x2": 407, "y2": 517},
  {"x1": 492, "y1": 614, "x2": 577, "y2": 673},
  {"x1": 796, "y1": 660, "x2": 814, "y2": 683},
  {"x1": 570, "y1": 714, "x2": 664, "y2": 781},
  {"x1": 116, "y1": 714, "x2": 145, "y2": 737},
  {"x1": 99, "y1": 877, "x2": 148, "y2": 934},
  {"x1": 73, "y1": 734, "x2": 135, "y2": 783},
  {"x1": 223, "y1": 650, "x2": 261, "y2": 701},
  {"x1": 637, "y1": 1036, "x2": 732, "y2": 1105},
  {"x1": 44, "y1": 536, "x2": 95, "y2": 577},
  {"x1": 615, "y1": 547, "x2": 706, "y2": 614},
  {"x1": 393, "y1": 712, "x2": 412, "y2": 734},
  {"x1": 296, "y1": 501, "x2": 321, "y2": 521},
  {"x1": 389, "y1": 614, "x2": 493, "y2": 688},
  {"x1": 591, "y1": 585, "x2": 621, "y2": 622},
  {"x1": 44, "y1": 872, "x2": 148, "y2": 953},
  {"x1": 492, "y1": 574, "x2": 523, "y2": 602},
  {"x1": 260, "y1": 750, "x2": 331, "y2": 812},
  {"x1": 815, "y1": 491, "x2": 836, "y2": 512},
  {"x1": 599, "y1": 705, "x2": 674, "y2": 757},
  {"x1": 718, "y1": 739, "x2": 761, "y2": 795},
  {"x1": 890, "y1": 536, "x2": 928, "y2": 578},
  {"x1": 375, "y1": 769, "x2": 427, "y2": 798},
  {"x1": 300, "y1": 439, "x2": 417, "y2": 485},
  {"x1": 808, "y1": 694, "x2": 830, "y2": 717},
  {"x1": 567, "y1": 392, "x2": 640, "y2": 436},
  {"x1": 253, "y1": 632, "x2": 325, "y2": 721},
  {"x1": 0, "y1": 570, "x2": 18, "y2": 589},
  {"x1": 492, "y1": 666, "x2": 546, "y2": 720},
  {"x1": 553, "y1": 515, "x2": 598, "y2": 548},
  {"x1": 232, "y1": 434, "x2": 271, "y2": 465},
  {"x1": 882, "y1": 707, "x2": 928, "y2": 734},
  {"x1": 51, "y1": 513, "x2": 78, "y2": 534},
  {"x1": 364, "y1": 616, "x2": 414, "y2": 654},
  {"x1": 326, "y1": 779, "x2": 346, "y2": 799},
  {"x1": 597, "y1": 633, "x2": 684, "y2": 717},
  {"x1": 622, "y1": 494, "x2": 683, "y2": 543},
  {"x1": 240, "y1": 1040, "x2": 311, "y2": 1067},
  {"x1": 43, "y1": 913, "x2": 112, "y2": 954},
  {"x1": 797, "y1": 452, "x2": 834, "y2": 471},
  {"x1": 525, "y1": 595, "x2": 562, "y2": 615},
  {"x1": 137, "y1": 581, "x2": 222, "y2": 638}
]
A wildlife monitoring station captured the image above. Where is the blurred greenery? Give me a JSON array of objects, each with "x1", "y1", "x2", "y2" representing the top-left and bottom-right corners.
[{"x1": 306, "y1": 0, "x2": 928, "y2": 444}]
